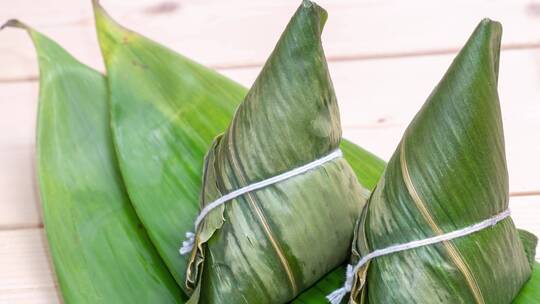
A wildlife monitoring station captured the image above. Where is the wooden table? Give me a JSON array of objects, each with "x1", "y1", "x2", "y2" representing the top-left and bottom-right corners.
[{"x1": 1, "y1": 0, "x2": 539, "y2": 302}]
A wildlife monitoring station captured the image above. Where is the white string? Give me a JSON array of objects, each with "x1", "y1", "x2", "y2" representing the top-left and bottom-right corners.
[
  {"x1": 327, "y1": 208, "x2": 511, "y2": 304},
  {"x1": 179, "y1": 149, "x2": 343, "y2": 255}
]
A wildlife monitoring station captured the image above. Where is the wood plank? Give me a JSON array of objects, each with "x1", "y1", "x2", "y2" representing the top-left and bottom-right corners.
[
  {"x1": 1, "y1": 195, "x2": 538, "y2": 302},
  {"x1": 0, "y1": 229, "x2": 59, "y2": 304},
  {"x1": 2, "y1": 0, "x2": 540, "y2": 80},
  {"x1": 511, "y1": 196, "x2": 540, "y2": 241},
  {"x1": 0, "y1": 82, "x2": 41, "y2": 229},
  {"x1": 0, "y1": 287, "x2": 59, "y2": 304},
  {"x1": 0, "y1": 82, "x2": 38, "y2": 147},
  {"x1": 0, "y1": 147, "x2": 40, "y2": 230},
  {"x1": 1, "y1": 48, "x2": 539, "y2": 227},
  {"x1": 0, "y1": 286, "x2": 62, "y2": 304}
]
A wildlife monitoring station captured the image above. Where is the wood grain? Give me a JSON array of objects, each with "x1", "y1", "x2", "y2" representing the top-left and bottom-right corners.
[
  {"x1": 2, "y1": 0, "x2": 540, "y2": 80},
  {"x1": 0, "y1": 229, "x2": 60, "y2": 304},
  {"x1": 0, "y1": 82, "x2": 41, "y2": 229}
]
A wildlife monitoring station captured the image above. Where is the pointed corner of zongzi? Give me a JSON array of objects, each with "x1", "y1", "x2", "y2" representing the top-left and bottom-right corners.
[
  {"x1": 477, "y1": 17, "x2": 502, "y2": 36},
  {"x1": 272, "y1": 0, "x2": 329, "y2": 61},
  {"x1": 457, "y1": 18, "x2": 503, "y2": 84},
  {"x1": 295, "y1": 0, "x2": 328, "y2": 36},
  {"x1": 477, "y1": 18, "x2": 502, "y2": 60},
  {"x1": 407, "y1": 18, "x2": 504, "y2": 139},
  {"x1": 227, "y1": 0, "x2": 339, "y2": 167},
  {"x1": 400, "y1": 16, "x2": 507, "y2": 194}
]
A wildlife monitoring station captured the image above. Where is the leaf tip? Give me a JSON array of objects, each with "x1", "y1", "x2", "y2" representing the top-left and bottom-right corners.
[
  {"x1": 92, "y1": 0, "x2": 129, "y2": 46},
  {"x1": 1, "y1": 19, "x2": 28, "y2": 31},
  {"x1": 92, "y1": 0, "x2": 108, "y2": 22},
  {"x1": 91, "y1": 0, "x2": 105, "y2": 13}
]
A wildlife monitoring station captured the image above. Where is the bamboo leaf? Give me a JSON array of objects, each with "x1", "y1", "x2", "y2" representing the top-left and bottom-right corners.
[
  {"x1": 299, "y1": 262, "x2": 540, "y2": 303},
  {"x1": 350, "y1": 19, "x2": 537, "y2": 304},
  {"x1": 2, "y1": 21, "x2": 185, "y2": 303},
  {"x1": 292, "y1": 267, "x2": 346, "y2": 303},
  {"x1": 92, "y1": 0, "x2": 384, "y2": 293},
  {"x1": 513, "y1": 263, "x2": 540, "y2": 303},
  {"x1": 93, "y1": 2, "x2": 246, "y2": 290}
]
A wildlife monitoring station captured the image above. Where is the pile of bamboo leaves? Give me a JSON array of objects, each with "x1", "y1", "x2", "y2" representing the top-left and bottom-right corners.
[{"x1": 3, "y1": 0, "x2": 539, "y2": 303}]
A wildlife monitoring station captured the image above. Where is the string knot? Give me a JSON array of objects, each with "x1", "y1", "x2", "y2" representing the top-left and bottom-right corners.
[
  {"x1": 179, "y1": 232, "x2": 195, "y2": 255},
  {"x1": 326, "y1": 209, "x2": 511, "y2": 303},
  {"x1": 326, "y1": 264, "x2": 354, "y2": 304}
]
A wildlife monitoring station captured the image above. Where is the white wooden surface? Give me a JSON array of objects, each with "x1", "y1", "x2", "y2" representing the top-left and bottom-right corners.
[{"x1": 1, "y1": 0, "x2": 539, "y2": 302}]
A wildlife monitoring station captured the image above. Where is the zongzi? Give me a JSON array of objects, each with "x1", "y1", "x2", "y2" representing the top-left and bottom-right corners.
[
  {"x1": 335, "y1": 19, "x2": 537, "y2": 304},
  {"x1": 183, "y1": 1, "x2": 370, "y2": 303}
]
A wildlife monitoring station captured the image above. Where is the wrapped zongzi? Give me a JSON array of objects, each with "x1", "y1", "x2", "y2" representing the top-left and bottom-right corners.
[
  {"x1": 182, "y1": 1, "x2": 370, "y2": 303},
  {"x1": 333, "y1": 19, "x2": 538, "y2": 304}
]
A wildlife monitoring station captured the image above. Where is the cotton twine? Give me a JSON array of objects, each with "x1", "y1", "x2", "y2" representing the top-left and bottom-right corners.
[
  {"x1": 179, "y1": 149, "x2": 343, "y2": 255},
  {"x1": 326, "y1": 209, "x2": 511, "y2": 304}
]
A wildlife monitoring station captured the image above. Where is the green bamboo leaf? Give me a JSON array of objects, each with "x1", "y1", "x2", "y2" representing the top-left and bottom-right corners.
[
  {"x1": 514, "y1": 263, "x2": 540, "y2": 303},
  {"x1": 92, "y1": 0, "x2": 384, "y2": 294},
  {"x1": 298, "y1": 262, "x2": 540, "y2": 304},
  {"x1": 340, "y1": 140, "x2": 385, "y2": 190},
  {"x1": 512, "y1": 231, "x2": 539, "y2": 302},
  {"x1": 349, "y1": 19, "x2": 537, "y2": 304},
  {"x1": 292, "y1": 267, "x2": 346, "y2": 303},
  {"x1": 93, "y1": 2, "x2": 245, "y2": 291},
  {"x1": 3, "y1": 20, "x2": 185, "y2": 303}
]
